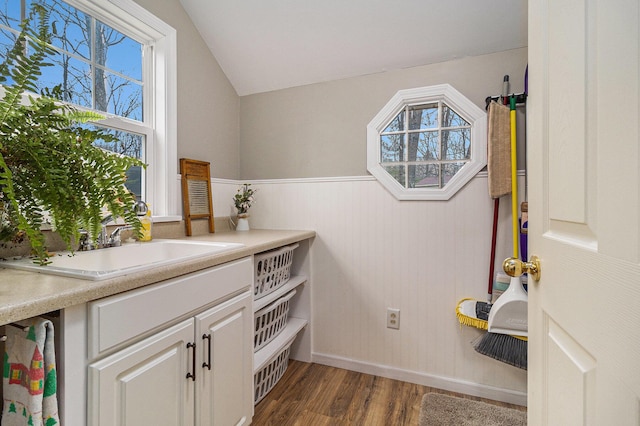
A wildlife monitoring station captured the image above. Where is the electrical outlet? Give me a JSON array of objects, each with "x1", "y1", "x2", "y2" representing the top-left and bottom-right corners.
[{"x1": 387, "y1": 308, "x2": 400, "y2": 329}]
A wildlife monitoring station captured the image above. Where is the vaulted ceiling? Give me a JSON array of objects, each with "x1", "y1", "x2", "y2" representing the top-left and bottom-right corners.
[{"x1": 179, "y1": 1, "x2": 527, "y2": 96}]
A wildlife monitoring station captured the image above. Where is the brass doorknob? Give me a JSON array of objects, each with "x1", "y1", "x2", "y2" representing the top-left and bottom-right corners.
[{"x1": 503, "y1": 255, "x2": 541, "y2": 281}]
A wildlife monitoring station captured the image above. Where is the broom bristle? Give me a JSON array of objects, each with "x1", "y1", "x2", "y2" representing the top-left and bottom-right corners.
[{"x1": 473, "y1": 332, "x2": 527, "y2": 370}]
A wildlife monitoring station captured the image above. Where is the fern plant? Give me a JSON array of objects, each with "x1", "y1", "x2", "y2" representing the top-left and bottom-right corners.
[{"x1": 0, "y1": 5, "x2": 145, "y2": 264}]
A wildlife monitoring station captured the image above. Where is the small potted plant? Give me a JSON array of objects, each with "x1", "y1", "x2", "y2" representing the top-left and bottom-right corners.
[{"x1": 233, "y1": 184, "x2": 256, "y2": 231}]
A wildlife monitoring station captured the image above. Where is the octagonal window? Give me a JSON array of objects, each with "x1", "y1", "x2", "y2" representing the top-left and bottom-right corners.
[{"x1": 367, "y1": 84, "x2": 487, "y2": 200}]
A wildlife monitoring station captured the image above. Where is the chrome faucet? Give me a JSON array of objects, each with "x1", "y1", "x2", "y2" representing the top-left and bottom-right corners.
[
  {"x1": 97, "y1": 215, "x2": 114, "y2": 248},
  {"x1": 78, "y1": 201, "x2": 148, "y2": 250},
  {"x1": 106, "y1": 224, "x2": 135, "y2": 247}
]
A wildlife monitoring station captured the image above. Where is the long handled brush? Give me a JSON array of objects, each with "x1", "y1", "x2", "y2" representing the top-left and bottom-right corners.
[
  {"x1": 474, "y1": 276, "x2": 528, "y2": 370},
  {"x1": 473, "y1": 94, "x2": 528, "y2": 370}
]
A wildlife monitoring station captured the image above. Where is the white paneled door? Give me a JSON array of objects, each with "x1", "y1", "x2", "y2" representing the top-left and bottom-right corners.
[{"x1": 528, "y1": 0, "x2": 640, "y2": 424}]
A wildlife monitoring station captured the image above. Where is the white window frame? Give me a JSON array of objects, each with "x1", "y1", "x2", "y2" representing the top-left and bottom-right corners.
[
  {"x1": 51, "y1": 0, "x2": 178, "y2": 219},
  {"x1": 367, "y1": 84, "x2": 487, "y2": 201}
]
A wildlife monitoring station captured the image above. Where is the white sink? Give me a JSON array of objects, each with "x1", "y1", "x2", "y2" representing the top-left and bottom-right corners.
[{"x1": 0, "y1": 239, "x2": 245, "y2": 281}]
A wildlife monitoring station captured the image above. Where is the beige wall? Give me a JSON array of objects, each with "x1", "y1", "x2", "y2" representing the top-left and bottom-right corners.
[
  {"x1": 239, "y1": 48, "x2": 528, "y2": 179},
  {"x1": 134, "y1": 0, "x2": 241, "y2": 179},
  {"x1": 125, "y1": 0, "x2": 527, "y2": 182}
]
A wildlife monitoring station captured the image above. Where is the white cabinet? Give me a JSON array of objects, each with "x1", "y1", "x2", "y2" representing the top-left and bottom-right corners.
[
  {"x1": 56, "y1": 238, "x2": 313, "y2": 425},
  {"x1": 196, "y1": 293, "x2": 252, "y2": 426},
  {"x1": 86, "y1": 258, "x2": 253, "y2": 426},
  {"x1": 88, "y1": 318, "x2": 196, "y2": 425}
]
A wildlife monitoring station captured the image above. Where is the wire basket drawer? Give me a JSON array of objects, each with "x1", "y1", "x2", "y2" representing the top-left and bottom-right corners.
[
  {"x1": 254, "y1": 289, "x2": 296, "y2": 352},
  {"x1": 254, "y1": 243, "x2": 299, "y2": 300},
  {"x1": 254, "y1": 336, "x2": 295, "y2": 404}
]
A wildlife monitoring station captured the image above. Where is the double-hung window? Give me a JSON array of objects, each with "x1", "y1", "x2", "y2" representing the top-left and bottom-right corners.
[{"x1": 0, "y1": 0, "x2": 177, "y2": 217}]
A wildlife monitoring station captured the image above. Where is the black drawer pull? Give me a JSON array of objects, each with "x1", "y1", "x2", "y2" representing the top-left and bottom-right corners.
[
  {"x1": 186, "y1": 342, "x2": 196, "y2": 381},
  {"x1": 202, "y1": 333, "x2": 212, "y2": 370}
]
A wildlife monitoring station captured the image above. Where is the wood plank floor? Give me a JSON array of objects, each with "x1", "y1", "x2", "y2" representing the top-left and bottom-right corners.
[{"x1": 253, "y1": 360, "x2": 526, "y2": 425}]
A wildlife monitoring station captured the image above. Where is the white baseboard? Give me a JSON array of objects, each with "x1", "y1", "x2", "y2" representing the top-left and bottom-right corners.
[{"x1": 311, "y1": 352, "x2": 528, "y2": 407}]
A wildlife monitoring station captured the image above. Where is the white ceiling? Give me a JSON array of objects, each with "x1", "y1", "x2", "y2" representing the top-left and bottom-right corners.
[{"x1": 178, "y1": 1, "x2": 527, "y2": 96}]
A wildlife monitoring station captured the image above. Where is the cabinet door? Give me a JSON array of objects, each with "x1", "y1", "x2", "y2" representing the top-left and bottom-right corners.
[
  {"x1": 195, "y1": 292, "x2": 253, "y2": 426},
  {"x1": 88, "y1": 319, "x2": 196, "y2": 426}
]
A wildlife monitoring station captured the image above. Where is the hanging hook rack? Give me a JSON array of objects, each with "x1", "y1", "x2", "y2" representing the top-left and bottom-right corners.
[
  {"x1": 1, "y1": 323, "x2": 31, "y2": 341},
  {"x1": 485, "y1": 92, "x2": 527, "y2": 110}
]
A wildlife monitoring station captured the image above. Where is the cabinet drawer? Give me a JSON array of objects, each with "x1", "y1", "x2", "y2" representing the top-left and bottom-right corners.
[{"x1": 88, "y1": 257, "x2": 252, "y2": 359}]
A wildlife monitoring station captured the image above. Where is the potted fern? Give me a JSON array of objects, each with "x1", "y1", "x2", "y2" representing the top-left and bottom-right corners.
[{"x1": 0, "y1": 5, "x2": 144, "y2": 264}]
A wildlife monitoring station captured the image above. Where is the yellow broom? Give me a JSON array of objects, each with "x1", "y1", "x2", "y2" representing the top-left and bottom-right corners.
[{"x1": 455, "y1": 95, "x2": 510, "y2": 332}]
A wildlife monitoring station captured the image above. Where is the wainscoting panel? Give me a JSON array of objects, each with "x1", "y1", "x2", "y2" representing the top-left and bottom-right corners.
[{"x1": 212, "y1": 175, "x2": 528, "y2": 404}]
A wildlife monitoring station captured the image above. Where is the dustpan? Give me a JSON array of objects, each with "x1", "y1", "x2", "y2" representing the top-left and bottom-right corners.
[
  {"x1": 487, "y1": 276, "x2": 527, "y2": 337},
  {"x1": 487, "y1": 96, "x2": 528, "y2": 338}
]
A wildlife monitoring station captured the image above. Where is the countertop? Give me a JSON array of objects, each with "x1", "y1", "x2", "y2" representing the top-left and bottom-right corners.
[{"x1": 0, "y1": 229, "x2": 315, "y2": 326}]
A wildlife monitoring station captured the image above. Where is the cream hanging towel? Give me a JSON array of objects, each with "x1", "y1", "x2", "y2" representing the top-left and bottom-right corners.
[
  {"x1": 487, "y1": 100, "x2": 512, "y2": 198},
  {"x1": 2, "y1": 318, "x2": 59, "y2": 426}
]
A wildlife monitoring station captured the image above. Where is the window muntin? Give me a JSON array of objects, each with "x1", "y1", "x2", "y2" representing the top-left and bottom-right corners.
[
  {"x1": 380, "y1": 101, "x2": 472, "y2": 189},
  {"x1": 367, "y1": 84, "x2": 487, "y2": 201}
]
